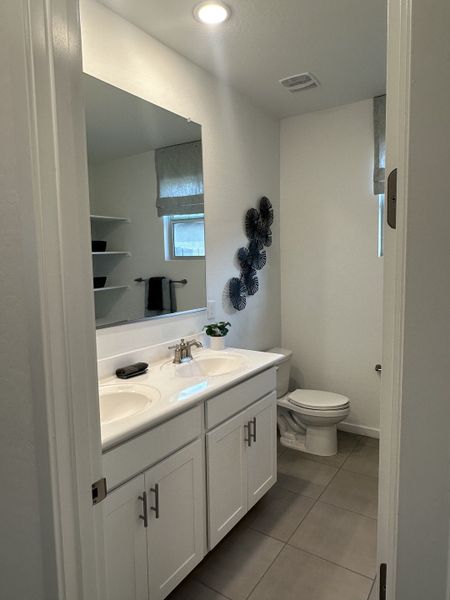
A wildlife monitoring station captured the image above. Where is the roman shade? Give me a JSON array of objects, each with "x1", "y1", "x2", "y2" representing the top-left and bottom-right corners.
[
  {"x1": 155, "y1": 140, "x2": 204, "y2": 217},
  {"x1": 373, "y1": 95, "x2": 386, "y2": 195}
]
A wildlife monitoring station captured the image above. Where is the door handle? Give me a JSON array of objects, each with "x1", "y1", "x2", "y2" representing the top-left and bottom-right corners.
[
  {"x1": 250, "y1": 417, "x2": 257, "y2": 443},
  {"x1": 138, "y1": 491, "x2": 148, "y2": 528},
  {"x1": 150, "y1": 483, "x2": 160, "y2": 519},
  {"x1": 387, "y1": 168, "x2": 397, "y2": 229},
  {"x1": 244, "y1": 422, "x2": 252, "y2": 447}
]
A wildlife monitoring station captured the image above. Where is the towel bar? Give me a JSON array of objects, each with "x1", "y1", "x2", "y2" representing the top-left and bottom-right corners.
[{"x1": 134, "y1": 277, "x2": 187, "y2": 285}]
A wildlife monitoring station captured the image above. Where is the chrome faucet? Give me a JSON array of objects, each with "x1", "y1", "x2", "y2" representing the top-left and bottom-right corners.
[{"x1": 168, "y1": 338, "x2": 203, "y2": 364}]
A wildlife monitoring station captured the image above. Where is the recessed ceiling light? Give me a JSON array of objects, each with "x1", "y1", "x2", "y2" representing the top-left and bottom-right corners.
[{"x1": 193, "y1": 1, "x2": 231, "y2": 25}]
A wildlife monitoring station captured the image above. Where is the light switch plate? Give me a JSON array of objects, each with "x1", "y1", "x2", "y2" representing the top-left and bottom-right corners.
[{"x1": 207, "y1": 300, "x2": 216, "y2": 320}]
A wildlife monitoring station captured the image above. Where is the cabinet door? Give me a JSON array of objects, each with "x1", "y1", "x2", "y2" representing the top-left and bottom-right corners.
[
  {"x1": 103, "y1": 475, "x2": 148, "y2": 600},
  {"x1": 206, "y1": 411, "x2": 248, "y2": 549},
  {"x1": 146, "y1": 439, "x2": 205, "y2": 600},
  {"x1": 246, "y1": 392, "x2": 277, "y2": 510}
]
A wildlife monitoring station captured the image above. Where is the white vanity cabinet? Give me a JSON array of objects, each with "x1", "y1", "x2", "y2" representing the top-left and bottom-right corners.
[
  {"x1": 102, "y1": 365, "x2": 277, "y2": 599},
  {"x1": 206, "y1": 410, "x2": 248, "y2": 547},
  {"x1": 104, "y1": 439, "x2": 205, "y2": 600},
  {"x1": 205, "y1": 368, "x2": 277, "y2": 549},
  {"x1": 246, "y1": 392, "x2": 278, "y2": 509},
  {"x1": 146, "y1": 439, "x2": 205, "y2": 600},
  {"x1": 102, "y1": 407, "x2": 205, "y2": 600},
  {"x1": 103, "y1": 475, "x2": 148, "y2": 600}
]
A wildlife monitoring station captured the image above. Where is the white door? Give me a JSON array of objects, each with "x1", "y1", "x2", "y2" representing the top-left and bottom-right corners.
[
  {"x1": 103, "y1": 476, "x2": 148, "y2": 600},
  {"x1": 146, "y1": 439, "x2": 205, "y2": 600},
  {"x1": 378, "y1": 1, "x2": 450, "y2": 597},
  {"x1": 246, "y1": 393, "x2": 277, "y2": 510},
  {"x1": 206, "y1": 411, "x2": 248, "y2": 549}
]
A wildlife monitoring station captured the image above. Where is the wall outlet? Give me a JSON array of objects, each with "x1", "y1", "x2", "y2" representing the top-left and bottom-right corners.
[{"x1": 207, "y1": 300, "x2": 216, "y2": 320}]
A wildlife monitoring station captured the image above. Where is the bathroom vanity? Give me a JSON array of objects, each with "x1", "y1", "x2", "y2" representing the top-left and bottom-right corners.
[
  {"x1": 100, "y1": 347, "x2": 280, "y2": 600},
  {"x1": 85, "y1": 67, "x2": 281, "y2": 600}
]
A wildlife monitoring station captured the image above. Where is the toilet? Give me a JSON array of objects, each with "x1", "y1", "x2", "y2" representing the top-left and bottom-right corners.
[{"x1": 269, "y1": 348, "x2": 350, "y2": 456}]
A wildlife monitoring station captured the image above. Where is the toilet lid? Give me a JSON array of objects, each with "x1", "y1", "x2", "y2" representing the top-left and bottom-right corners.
[{"x1": 288, "y1": 389, "x2": 350, "y2": 411}]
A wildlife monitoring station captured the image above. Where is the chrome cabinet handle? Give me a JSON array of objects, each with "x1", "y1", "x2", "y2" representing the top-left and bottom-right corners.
[
  {"x1": 251, "y1": 417, "x2": 257, "y2": 443},
  {"x1": 150, "y1": 483, "x2": 160, "y2": 519},
  {"x1": 138, "y1": 491, "x2": 148, "y2": 528},
  {"x1": 244, "y1": 422, "x2": 252, "y2": 447}
]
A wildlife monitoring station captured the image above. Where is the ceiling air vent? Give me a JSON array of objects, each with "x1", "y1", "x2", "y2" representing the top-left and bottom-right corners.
[{"x1": 279, "y1": 72, "x2": 320, "y2": 92}]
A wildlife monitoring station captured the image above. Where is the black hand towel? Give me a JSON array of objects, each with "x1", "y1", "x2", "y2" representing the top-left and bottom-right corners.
[{"x1": 147, "y1": 277, "x2": 166, "y2": 311}]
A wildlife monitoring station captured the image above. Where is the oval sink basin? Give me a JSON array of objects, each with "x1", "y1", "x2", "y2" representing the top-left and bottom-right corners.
[
  {"x1": 173, "y1": 353, "x2": 246, "y2": 378},
  {"x1": 99, "y1": 383, "x2": 160, "y2": 424}
]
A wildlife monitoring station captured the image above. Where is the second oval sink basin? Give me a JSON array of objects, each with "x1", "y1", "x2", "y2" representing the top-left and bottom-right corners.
[
  {"x1": 174, "y1": 353, "x2": 246, "y2": 378},
  {"x1": 99, "y1": 383, "x2": 160, "y2": 424}
]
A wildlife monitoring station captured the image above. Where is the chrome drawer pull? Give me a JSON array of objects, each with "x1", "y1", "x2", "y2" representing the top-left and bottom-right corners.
[
  {"x1": 150, "y1": 483, "x2": 160, "y2": 519},
  {"x1": 138, "y1": 491, "x2": 148, "y2": 528},
  {"x1": 244, "y1": 422, "x2": 252, "y2": 447}
]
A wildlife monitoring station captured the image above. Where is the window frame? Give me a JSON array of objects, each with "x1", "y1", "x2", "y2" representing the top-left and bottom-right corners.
[{"x1": 164, "y1": 214, "x2": 206, "y2": 261}]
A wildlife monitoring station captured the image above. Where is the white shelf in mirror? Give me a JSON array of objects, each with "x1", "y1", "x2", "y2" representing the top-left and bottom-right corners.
[
  {"x1": 94, "y1": 285, "x2": 129, "y2": 293},
  {"x1": 90, "y1": 214, "x2": 130, "y2": 223},
  {"x1": 92, "y1": 251, "x2": 131, "y2": 256}
]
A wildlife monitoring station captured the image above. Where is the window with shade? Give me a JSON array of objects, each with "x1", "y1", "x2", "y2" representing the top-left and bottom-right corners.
[{"x1": 155, "y1": 141, "x2": 205, "y2": 260}]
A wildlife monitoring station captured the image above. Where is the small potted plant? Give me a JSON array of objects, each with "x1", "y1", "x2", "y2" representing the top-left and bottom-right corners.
[{"x1": 203, "y1": 321, "x2": 231, "y2": 351}]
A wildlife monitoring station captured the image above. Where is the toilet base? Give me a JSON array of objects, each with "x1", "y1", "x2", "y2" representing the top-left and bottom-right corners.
[{"x1": 279, "y1": 424, "x2": 338, "y2": 456}]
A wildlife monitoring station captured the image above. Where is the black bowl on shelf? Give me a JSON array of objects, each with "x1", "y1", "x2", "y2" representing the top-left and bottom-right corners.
[
  {"x1": 92, "y1": 240, "x2": 107, "y2": 252},
  {"x1": 93, "y1": 277, "x2": 107, "y2": 289}
]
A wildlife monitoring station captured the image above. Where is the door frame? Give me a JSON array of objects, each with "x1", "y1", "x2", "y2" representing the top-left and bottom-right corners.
[
  {"x1": 376, "y1": 0, "x2": 411, "y2": 594},
  {"x1": 5, "y1": 0, "x2": 105, "y2": 597},
  {"x1": 378, "y1": 0, "x2": 450, "y2": 598}
]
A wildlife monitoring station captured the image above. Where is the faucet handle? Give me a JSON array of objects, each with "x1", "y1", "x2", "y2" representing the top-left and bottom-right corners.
[{"x1": 168, "y1": 338, "x2": 187, "y2": 350}]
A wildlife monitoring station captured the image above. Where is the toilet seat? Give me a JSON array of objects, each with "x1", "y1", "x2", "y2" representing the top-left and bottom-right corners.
[{"x1": 288, "y1": 389, "x2": 350, "y2": 411}]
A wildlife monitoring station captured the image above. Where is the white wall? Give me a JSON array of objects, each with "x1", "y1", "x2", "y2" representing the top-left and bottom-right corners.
[
  {"x1": 80, "y1": 0, "x2": 281, "y2": 359},
  {"x1": 89, "y1": 150, "x2": 206, "y2": 326},
  {"x1": 280, "y1": 100, "x2": 383, "y2": 434}
]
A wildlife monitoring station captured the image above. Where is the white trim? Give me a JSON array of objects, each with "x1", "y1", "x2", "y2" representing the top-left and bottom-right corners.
[
  {"x1": 376, "y1": 0, "x2": 412, "y2": 596},
  {"x1": 7, "y1": 0, "x2": 106, "y2": 597},
  {"x1": 338, "y1": 422, "x2": 379, "y2": 439}
]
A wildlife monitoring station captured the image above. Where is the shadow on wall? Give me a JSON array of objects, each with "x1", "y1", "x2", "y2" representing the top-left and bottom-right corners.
[{"x1": 290, "y1": 365, "x2": 305, "y2": 391}]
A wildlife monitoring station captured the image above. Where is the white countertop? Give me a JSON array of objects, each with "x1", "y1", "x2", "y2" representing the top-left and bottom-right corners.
[{"x1": 100, "y1": 347, "x2": 282, "y2": 451}]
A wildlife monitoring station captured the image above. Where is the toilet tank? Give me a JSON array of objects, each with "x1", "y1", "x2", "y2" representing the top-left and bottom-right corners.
[{"x1": 267, "y1": 347, "x2": 292, "y2": 398}]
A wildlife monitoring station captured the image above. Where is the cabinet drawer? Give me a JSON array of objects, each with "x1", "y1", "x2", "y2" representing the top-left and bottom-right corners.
[
  {"x1": 103, "y1": 405, "x2": 202, "y2": 490},
  {"x1": 205, "y1": 368, "x2": 276, "y2": 430}
]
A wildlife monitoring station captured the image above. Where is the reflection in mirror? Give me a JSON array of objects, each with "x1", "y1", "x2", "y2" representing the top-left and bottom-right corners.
[{"x1": 84, "y1": 75, "x2": 206, "y2": 328}]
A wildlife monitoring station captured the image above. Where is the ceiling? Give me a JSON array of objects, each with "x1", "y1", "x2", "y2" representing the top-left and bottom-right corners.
[
  {"x1": 98, "y1": 0, "x2": 387, "y2": 119},
  {"x1": 84, "y1": 74, "x2": 201, "y2": 163}
]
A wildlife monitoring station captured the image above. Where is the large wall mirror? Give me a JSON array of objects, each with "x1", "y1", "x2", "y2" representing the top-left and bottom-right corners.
[{"x1": 84, "y1": 75, "x2": 207, "y2": 328}]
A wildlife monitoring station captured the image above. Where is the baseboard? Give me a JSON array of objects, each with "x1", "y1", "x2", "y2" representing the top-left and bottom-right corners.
[{"x1": 338, "y1": 422, "x2": 380, "y2": 439}]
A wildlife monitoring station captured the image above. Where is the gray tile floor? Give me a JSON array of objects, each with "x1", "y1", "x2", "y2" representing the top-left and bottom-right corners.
[{"x1": 169, "y1": 432, "x2": 379, "y2": 600}]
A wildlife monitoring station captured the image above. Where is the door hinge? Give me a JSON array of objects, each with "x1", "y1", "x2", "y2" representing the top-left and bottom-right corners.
[
  {"x1": 379, "y1": 563, "x2": 387, "y2": 600},
  {"x1": 387, "y1": 168, "x2": 397, "y2": 229},
  {"x1": 92, "y1": 477, "x2": 107, "y2": 505}
]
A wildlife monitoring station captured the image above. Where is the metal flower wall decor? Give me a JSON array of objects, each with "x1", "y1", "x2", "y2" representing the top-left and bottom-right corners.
[{"x1": 227, "y1": 196, "x2": 274, "y2": 311}]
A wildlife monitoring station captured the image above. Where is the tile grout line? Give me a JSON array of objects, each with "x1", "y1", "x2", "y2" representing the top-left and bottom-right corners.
[
  {"x1": 241, "y1": 535, "x2": 286, "y2": 600},
  {"x1": 340, "y1": 466, "x2": 379, "y2": 480},
  {"x1": 367, "y1": 578, "x2": 376, "y2": 600},
  {"x1": 284, "y1": 544, "x2": 376, "y2": 582},
  {"x1": 317, "y1": 498, "x2": 378, "y2": 521},
  {"x1": 284, "y1": 490, "x2": 321, "y2": 546},
  {"x1": 315, "y1": 461, "x2": 342, "y2": 503},
  {"x1": 190, "y1": 574, "x2": 233, "y2": 599}
]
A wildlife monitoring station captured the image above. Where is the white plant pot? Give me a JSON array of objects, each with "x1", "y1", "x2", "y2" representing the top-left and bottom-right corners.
[{"x1": 209, "y1": 336, "x2": 226, "y2": 351}]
